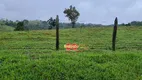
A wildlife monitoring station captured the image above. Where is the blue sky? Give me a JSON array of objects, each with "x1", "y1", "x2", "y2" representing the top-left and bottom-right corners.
[{"x1": 0, "y1": 0, "x2": 142, "y2": 24}]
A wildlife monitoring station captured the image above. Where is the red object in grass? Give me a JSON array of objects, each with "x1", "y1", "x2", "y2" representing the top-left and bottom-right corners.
[
  {"x1": 65, "y1": 43, "x2": 71, "y2": 51},
  {"x1": 64, "y1": 43, "x2": 79, "y2": 51},
  {"x1": 72, "y1": 43, "x2": 79, "y2": 51}
]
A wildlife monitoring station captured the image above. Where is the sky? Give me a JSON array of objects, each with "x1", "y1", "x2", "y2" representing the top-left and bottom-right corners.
[{"x1": 0, "y1": 0, "x2": 142, "y2": 25}]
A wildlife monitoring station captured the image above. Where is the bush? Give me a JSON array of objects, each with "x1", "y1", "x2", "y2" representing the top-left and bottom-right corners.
[{"x1": 14, "y1": 21, "x2": 24, "y2": 31}]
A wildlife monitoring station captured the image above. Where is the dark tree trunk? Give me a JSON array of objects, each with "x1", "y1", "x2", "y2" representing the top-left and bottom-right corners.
[
  {"x1": 112, "y1": 17, "x2": 118, "y2": 51},
  {"x1": 56, "y1": 15, "x2": 59, "y2": 50},
  {"x1": 72, "y1": 22, "x2": 75, "y2": 28}
]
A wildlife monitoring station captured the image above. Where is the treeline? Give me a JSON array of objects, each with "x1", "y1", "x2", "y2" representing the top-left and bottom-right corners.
[
  {"x1": 0, "y1": 19, "x2": 142, "y2": 31},
  {"x1": 120, "y1": 21, "x2": 142, "y2": 26},
  {"x1": 0, "y1": 19, "x2": 104, "y2": 30},
  {"x1": 0, "y1": 18, "x2": 57, "y2": 30}
]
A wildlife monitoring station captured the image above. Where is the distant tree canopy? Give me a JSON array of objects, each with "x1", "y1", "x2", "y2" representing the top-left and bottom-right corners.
[
  {"x1": 130, "y1": 21, "x2": 142, "y2": 26},
  {"x1": 64, "y1": 5, "x2": 80, "y2": 28},
  {"x1": 14, "y1": 21, "x2": 24, "y2": 31},
  {"x1": 0, "y1": 19, "x2": 17, "y2": 27},
  {"x1": 1, "y1": 18, "x2": 142, "y2": 31},
  {"x1": 47, "y1": 17, "x2": 56, "y2": 29},
  {"x1": 120, "y1": 21, "x2": 142, "y2": 26}
]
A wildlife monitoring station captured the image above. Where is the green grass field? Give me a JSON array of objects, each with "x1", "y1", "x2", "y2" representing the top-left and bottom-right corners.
[{"x1": 0, "y1": 26, "x2": 142, "y2": 80}]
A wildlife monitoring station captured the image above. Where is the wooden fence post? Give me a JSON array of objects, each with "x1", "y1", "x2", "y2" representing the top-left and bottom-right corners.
[
  {"x1": 56, "y1": 15, "x2": 59, "y2": 50},
  {"x1": 112, "y1": 17, "x2": 118, "y2": 51}
]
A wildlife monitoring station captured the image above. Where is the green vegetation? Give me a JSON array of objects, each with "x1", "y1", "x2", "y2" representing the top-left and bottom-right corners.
[
  {"x1": 47, "y1": 17, "x2": 56, "y2": 30},
  {"x1": 0, "y1": 25, "x2": 14, "y2": 31},
  {"x1": 0, "y1": 26, "x2": 142, "y2": 80},
  {"x1": 1, "y1": 18, "x2": 142, "y2": 31},
  {"x1": 64, "y1": 5, "x2": 80, "y2": 28},
  {"x1": 14, "y1": 21, "x2": 24, "y2": 31}
]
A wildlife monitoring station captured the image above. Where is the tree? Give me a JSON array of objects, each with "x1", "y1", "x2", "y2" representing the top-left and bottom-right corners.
[
  {"x1": 40, "y1": 21, "x2": 48, "y2": 29},
  {"x1": 64, "y1": 5, "x2": 80, "y2": 28},
  {"x1": 47, "y1": 17, "x2": 56, "y2": 29},
  {"x1": 125, "y1": 23, "x2": 131, "y2": 26},
  {"x1": 23, "y1": 19, "x2": 29, "y2": 30},
  {"x1": 14, "y1": 21, "x2": 24, "y2": 31}
]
